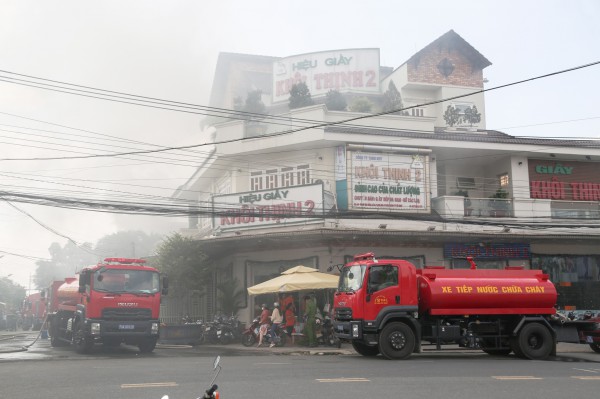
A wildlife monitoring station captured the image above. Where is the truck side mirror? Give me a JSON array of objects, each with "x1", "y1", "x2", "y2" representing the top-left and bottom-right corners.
[
  {"x1": 161, "y1": 275, "x2": 169, "y2": 296},
  {"x1": 79, "y1": 270, "x2": 90, "y2": 293}
]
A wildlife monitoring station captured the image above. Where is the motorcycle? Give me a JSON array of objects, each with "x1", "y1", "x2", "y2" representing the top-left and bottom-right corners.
[
  {"x1": 317, "y1": 316, "x2": 341, "y2": 348},
  {"x1": 241, "y1": 316, "x2": 287, "y2": 347},
  {"x1": 162, "y1": 355, "x2": 221, "y2": 399}
]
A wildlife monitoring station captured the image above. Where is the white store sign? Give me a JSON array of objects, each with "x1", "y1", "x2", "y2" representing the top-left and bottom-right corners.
[
  {"x1": 348, "y1": 151, "x2": 429, "y2": 212},
  {"x1": 212, "y1": 183, "x2": 324, "y2": 231},
  {"x1": 272, "y1": 48, "x2": 380, "y2": 103}
]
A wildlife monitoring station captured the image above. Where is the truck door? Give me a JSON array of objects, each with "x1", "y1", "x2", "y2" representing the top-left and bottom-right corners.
[{"x1": 364, "y1": 264, "x2": 399, "y2": 321}]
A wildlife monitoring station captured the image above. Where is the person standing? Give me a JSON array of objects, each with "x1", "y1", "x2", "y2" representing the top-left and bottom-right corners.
[
  {"x1": 284, "y1": 301, "x2": 296, "y2": 344},
  {"x1": 303, "y1": 295, "x2": 317, "y2": 347},
  {"x1": 257, "y1": 303, "x2": 270, "y2": 347},
  {"x1": 269, "y1": 302, "x2": 283, "y2": 348}
]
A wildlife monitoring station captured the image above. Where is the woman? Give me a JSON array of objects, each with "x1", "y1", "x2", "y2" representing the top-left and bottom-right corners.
[
  {"x1": 257, "y1": 303, "x2": 270, "y2": 347},
  {"x1": 269, "y1": 302, "x2": 283, "y2": 348},
  {"x1": 284, "y1": 301, "x2": 296, "y2": 344}
]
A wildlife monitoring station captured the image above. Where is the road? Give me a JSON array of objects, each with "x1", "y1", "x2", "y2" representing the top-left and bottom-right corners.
[{"x1": 1, "y1": 332, "x2": 599, "y2": 399}]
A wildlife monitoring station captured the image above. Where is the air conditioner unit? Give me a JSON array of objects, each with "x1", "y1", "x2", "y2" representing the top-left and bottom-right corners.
[{"x1": 456, "y1": 177, "x2": 476, "y2": 189}]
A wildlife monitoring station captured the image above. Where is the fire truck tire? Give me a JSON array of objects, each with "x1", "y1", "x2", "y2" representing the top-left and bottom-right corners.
[
  {"x1": 242, "y1": 334, "x2": 256, "y2": 347},
  {"x1": 351, "y1": 341, "x2": 380, "y2": 357},
  {"x1": 589, "y1": 343, "x2": 600, "y2": 353},
  {"x1": 74, "y1": 322, "x2": 93, "y2": 354},
  {"x1": 138, "y1": 338, "x2": 157, "y2": 353},
  {"x1": 49, "y1": 322, "x2": 68, "y2": 347},
  {"x1": 379, "y1": 322, "x2": 415, "y2": 360},
  {"x1": 516, "y1": 322, "x2": 553, "y2": 360}
]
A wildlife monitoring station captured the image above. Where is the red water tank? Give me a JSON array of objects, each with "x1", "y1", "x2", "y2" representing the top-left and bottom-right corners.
[
  {"x1": 417, "y1": 268, "x2": 557, "y2": 316},
  {"x1": 55, "y1": 277, "x2": 85, "y2": 310}
]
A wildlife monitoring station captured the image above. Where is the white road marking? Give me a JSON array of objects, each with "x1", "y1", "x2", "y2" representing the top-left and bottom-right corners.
[
  {"x1": 121, "y1": 382, "x2": 178, "y2": 388},
  {"x1": 316, "y1": 377, "x2": 370, "y2": 382},
  {"x1": 492, "y1": 376, "x2": 542, "y2": 380},
  {"x1": 571, "y1": 376, "x2": 600, "y2": 380},
  {"x1": 573, "y1": 368, "x2": 599, "y2": 373}
]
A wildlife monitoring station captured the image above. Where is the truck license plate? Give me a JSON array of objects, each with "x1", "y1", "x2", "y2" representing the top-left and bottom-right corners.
[
  {"x1": 119, "y1": 324, "x2": 135, "y2": 330},
  {"x1": 587, "y1": 335, "x2": 594, "y2": 343}
]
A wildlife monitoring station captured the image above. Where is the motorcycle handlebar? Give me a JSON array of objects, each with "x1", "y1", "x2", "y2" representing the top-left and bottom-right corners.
[{"x1": 204, "y1": 384, "x2": 218, "y2": 398}]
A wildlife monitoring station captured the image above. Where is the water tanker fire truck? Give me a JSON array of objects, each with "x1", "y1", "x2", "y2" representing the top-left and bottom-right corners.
[
  {"x1": 333, "y1": 252, "x2": 599, "y2": 360},
  {"x1": 46, "y1": 257, "x2": 167, "y2": 354}
]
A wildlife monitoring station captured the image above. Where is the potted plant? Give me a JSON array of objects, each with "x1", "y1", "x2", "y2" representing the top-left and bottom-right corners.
[{"x1": 489, "y1": 189, "x2": 509, "y2": 217}]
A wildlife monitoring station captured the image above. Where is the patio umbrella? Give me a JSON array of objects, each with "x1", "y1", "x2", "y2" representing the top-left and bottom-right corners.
[{"x1": 247, "y1": 265, "x2": 339, "y2": 295}]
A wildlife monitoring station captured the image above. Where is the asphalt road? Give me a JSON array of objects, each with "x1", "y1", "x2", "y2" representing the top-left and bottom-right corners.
[{"x1": 1, "y1": 331, "x2": 599, "y2": 399}]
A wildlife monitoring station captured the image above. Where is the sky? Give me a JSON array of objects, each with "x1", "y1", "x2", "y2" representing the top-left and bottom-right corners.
[{"x1": 1, "y1": 0, "x2": 599, "y2": 289}]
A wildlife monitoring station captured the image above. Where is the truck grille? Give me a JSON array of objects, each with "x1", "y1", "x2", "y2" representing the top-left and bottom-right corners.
[
  {"x1": 102, "y1": 308, "x2": 152, "y2": 320},
  {"x1": 335, "y1": 307, "x2": 352, "y2": 321}
]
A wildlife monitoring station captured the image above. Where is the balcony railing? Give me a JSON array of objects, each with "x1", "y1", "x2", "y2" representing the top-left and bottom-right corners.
[
  {"x1": 464, "y1": 198, "x2": 513, "y2": 218},
  {"x1": 434, "y1": 196, "x2": 600, "y2": 220}
]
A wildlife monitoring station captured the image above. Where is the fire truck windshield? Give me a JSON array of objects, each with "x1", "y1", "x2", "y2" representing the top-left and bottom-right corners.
[
  {"x1": 338, "y1": 265, "x2": 366, "y2": 292},
  {"x1": 93, "y1": 269, "x2": 160, "y2": 294}
]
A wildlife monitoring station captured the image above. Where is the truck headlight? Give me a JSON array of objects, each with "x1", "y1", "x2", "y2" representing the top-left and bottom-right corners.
[
  {"x1": 352, "y1": 323, "x2": 359, "y2": 338},
  {"x1": 91, "y1": 322, "x2": 101, "y2": 335},
  {"x1": 151, "y1": 322, "x2": 159, "y2": 334}
]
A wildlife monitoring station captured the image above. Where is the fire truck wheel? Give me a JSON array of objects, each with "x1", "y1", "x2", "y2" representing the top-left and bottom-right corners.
[
  {"x1": 379, "y1": 322, "x2": 415, "y2": 360},
  {"x1": 517, "y1": 322, "x2": 553, "y2": 360},
  {"x1": 351, "y1": 341, "x2": 379, "y2": 357},
  {"x1": 73, "y1": 322, "x2": 93, "y2": 354},
  {"x1": 49, "y1": 322, "x2": 67, "y2": 347},
  {"x1": 589, "y1": 343, "x2": 600, "y2": 353},
  {"x1": 138, "y1": 338, "x2": 157, "y2": 353}
]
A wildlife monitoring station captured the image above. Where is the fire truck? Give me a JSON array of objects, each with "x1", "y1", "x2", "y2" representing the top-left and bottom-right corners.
[
  {"x1": 46, "y1": 258, "x2": 167, "y2": 354},
  {"x1": 333, "y1": 252, "x2": 598, "y2": 360},
  {"x1": 21, "y1": 292, "x2": 47, "y2": 331}
]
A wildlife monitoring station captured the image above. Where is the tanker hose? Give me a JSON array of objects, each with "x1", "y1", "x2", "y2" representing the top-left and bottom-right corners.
[{"x1": 22, "y1": 314, "x2": 50, "y2": 349}]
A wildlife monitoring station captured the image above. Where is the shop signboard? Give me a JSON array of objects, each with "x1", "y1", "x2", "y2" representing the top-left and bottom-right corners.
[
  {"x1": 212, "y1": 183, "x2": 324, "y2": 231},
  {"x1": 529, "y1": 159, "x2": 600, "y2": 201},
  {"x1": 346, "y1": 151, "x2": 429, "y2": 212},
  {"x1": 272, "y1": 48, "x2": 380, "y2": 103},
  {"x1": 444, "y1": 243, "x2": 531, "y2": 260}
]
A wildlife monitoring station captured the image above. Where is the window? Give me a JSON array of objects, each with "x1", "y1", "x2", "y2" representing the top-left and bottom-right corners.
[
  {"x1": 281, "y1": 167, "x2": 294, "y2": 187},
  {"x1": 368, "y1": 265, "x2": 398, "y2": 292},
  {"x1": 250, "y1": 171, "x2": 263, "y2": 191},
  {"x1": 250, "y1": 164, "x2": 312, "y2": 191},
  {"x1": 499, "y1": 173, "x2": 509, "y2": 188},
  {"x1": 297, "y1": 164, "x2": 310, "y2": 185},
  {"x1": 266, "y1": 169, "x2": 278, "y2": 189}
]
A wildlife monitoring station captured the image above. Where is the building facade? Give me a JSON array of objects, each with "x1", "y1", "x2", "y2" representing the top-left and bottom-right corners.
[{"x1": 172, "y1": 30, "x2": 600, "y2": 325}]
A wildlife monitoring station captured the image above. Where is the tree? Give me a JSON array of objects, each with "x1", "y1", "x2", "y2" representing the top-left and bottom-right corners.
[
  {"x1": 381, "y1": 81, "x2": 405, "y2": 114},
  {"x1": 463, "y1": 105, "x2": 481, "y2": 127},
  {"x1": 34, "y1": 241, "x2": 97, "y2": 289},
  {"x1": 94, "y1": 230, "x2": 163, "y2": 260},
  {"x1": 243, "y1": 89, "x2": 267, "y2": 120},
  {"x1": 153, "y1": 233, "x2": 214, "y2": 295},
  {"x1": 288, "y1": 82, "x2": 314, "y2": 109},
  {"x1": 216, "y1": 277, "x2": 245, "y2": 316},
  {"x1": 325, "y1": 89, "x2": 347, "y2": 111},
  {"x1": 443, "y1": 105, "x2": 461, "y2": 127},
  {"x1": 0, "y1": 277, "x2": 26, "y2": 311},
  {"x1": 348, "y1": 96, "x2": 374, "y2": 113}
]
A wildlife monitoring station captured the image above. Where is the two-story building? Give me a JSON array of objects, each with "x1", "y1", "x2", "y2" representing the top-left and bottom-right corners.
[{"x1": 172, "y1": 30, "x2": 600, "y2": 325}]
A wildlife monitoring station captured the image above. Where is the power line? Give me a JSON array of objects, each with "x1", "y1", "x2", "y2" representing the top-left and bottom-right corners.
[{"x1": 2, "y1": 60, "x2": 599, "y2": 162}]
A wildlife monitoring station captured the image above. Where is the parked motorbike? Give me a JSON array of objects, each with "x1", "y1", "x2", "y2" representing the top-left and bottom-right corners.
[
  {"x1": 161, "y1": 355, "x2": 221, "y2": 399},
  {"x1": 241, "y1": 316, "x2": 287, "y2": 347},
  {"x1": 317, "y1": 316, "x2": 341, "y2": 348},
  {"x1": 216, "y1": 315, "x2": 241, "y2": 345}
]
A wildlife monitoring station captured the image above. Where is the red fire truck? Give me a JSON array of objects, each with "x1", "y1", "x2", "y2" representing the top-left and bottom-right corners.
[
  {"x1": 21, "y1": 292, "x2": 47, "y2": 331},
  {"x1": 333, "y1": 252, "x2": 598, "y2": 360},
  {"x1": 46, "y1": 258, "x2": 167, "y2": 354}
]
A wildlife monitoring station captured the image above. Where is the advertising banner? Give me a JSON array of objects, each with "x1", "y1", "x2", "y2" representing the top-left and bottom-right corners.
[
  {"x1": 212, "y1": 183, "x2": 324, "y2": 231},
  {"x1": 272, "y1": 48, "x2": 380, "y2": 103},
  {"x1": 348, "y1": 151, "x2": 429, "y2": 212}
]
